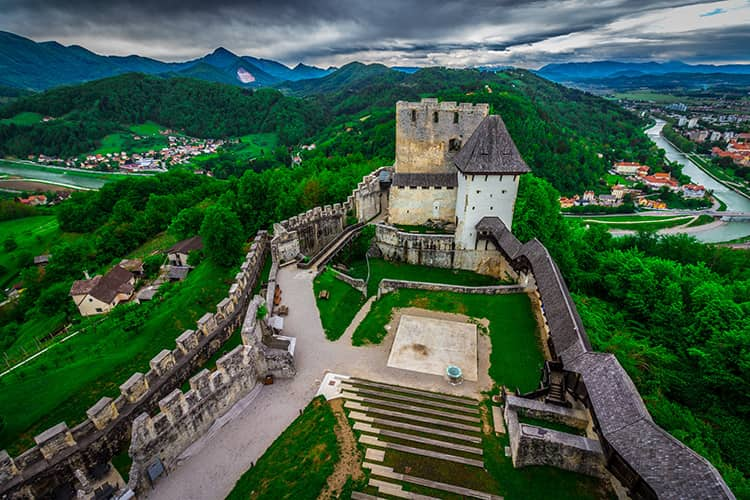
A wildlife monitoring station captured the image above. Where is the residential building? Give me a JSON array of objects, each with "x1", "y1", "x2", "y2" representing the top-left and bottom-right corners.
[
  {"x1": 167, "y1": 236, "x2": 203, "y2": 267},
  {"x1": 69, "y1": 266, "x2": 135, "y2": 316}
]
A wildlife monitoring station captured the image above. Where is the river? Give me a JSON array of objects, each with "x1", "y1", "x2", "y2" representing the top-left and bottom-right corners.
[
  {"x1": 0, "y1": 162, "x2": 110, "y2": 190},
  {"x1": 646, "y1": 120, "x2": 750, "y2": 243}
]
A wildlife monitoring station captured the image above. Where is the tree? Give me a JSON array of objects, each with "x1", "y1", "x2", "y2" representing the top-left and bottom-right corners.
[
  {"x1": 199, "y1": 205, "x2": 244, "y2": 266},
  {"x1": 3, "y1": 238, "x2": 17, "y2": 252},
  {"x1": 169, "y1": 206, "x2": 205, "y2": 240}
]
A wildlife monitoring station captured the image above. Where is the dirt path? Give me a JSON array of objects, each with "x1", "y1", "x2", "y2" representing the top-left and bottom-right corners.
[{"x1": 318, "y1": 399, "x2": 364, "y2": 499}]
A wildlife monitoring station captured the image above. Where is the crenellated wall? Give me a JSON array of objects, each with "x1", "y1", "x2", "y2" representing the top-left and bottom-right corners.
[
  {"x1": 126, "y1": 295, "x2": 294, "y2": 493},
  {"x1": 0, "y1": 232, "x2": 271, "y2": 499},
  {"x1": 270, "y1": 168, "x2": 384, "y2": 265}
]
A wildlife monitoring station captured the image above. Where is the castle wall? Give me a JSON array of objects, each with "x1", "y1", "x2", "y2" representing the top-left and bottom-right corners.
[
  {"x1": 0, "y1": 233, "x2": 271, "y2": 499},
  {"x1": 271, "y1": 168, "x2": 384, "y2": 264},
  {"x1": 455, "y1": 173, "x2": 520, "y2": 251},
  {"x1": 388, "y1": 185, "x2": 456, "y2": 225},
  {"x1": 505, "y1": 402, "x2": 606, "y2": 479},
  {"x1": 377, "y1": 279, "x2": 523, "y2": 299},
  {"x1": 395, "y1": 99, "x2": 488, "y2": 174},
  {"x1": 127, "y1": 295, "x2": 294, "y2": 493},
  {"x1": 374, "y1": 223, "x2": 455, "y2": 269}
]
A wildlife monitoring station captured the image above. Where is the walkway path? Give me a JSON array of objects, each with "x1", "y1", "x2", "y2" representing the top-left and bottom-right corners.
[{"x1": 147, "y1": 265, "x2": 491, "y2": 500}]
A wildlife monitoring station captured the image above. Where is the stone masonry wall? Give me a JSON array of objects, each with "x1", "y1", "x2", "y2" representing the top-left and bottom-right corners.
[
  {"x1": 377, "y1": 279, "x2": 524, "y2": 299},
  {"x1": 270, "y1": 168, "x2": 383, "y2": 264},
  {"x1": 127, "y1": 295, "x2": 294, "y2": 493},
  {"x1": 505, "y1": 398, "x2": 605, "y2": 479},
  {"x1": 0, "y1": 232, "x2": 270, "y2": 499},
  {"x1": 374, "y1": 223, "x2": 455, "y2": 269},
  {"x1": 395, "y1": 99, "x2": 488, "y2": 174}
]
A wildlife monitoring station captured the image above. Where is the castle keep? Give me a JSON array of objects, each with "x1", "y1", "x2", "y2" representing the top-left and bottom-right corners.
[{"x1": 381, "y1": 98, "x2": 530, "y2": 277}]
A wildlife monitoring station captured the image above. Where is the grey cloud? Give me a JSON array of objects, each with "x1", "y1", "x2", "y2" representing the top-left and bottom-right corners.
[{"x1": 0, "y1": 0, "x2": 745, "y2": 67}]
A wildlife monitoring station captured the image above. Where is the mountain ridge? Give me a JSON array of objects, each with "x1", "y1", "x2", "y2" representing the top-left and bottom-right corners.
[{"x1": 0, "y1": 30, "x2": 333, "y2": 91}]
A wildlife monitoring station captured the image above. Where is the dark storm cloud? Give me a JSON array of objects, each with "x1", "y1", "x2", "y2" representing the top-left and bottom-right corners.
[{"x1": 0, "y1": 0, "x2": 747, "y2": 67}]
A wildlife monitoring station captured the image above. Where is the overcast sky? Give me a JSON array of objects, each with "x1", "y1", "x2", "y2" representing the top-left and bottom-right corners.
[{"x1": 1, "y1": 0, "x2": 749, "y2": 68}]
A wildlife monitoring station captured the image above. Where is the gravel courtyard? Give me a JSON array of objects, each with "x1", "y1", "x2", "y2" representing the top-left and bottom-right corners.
[{"x1": 146, "y1": 265, "x2": 492, "y2": 500}]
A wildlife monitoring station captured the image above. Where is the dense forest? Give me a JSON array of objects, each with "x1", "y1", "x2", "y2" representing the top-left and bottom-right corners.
[
  {"x1": 0, "y1": 67, "x2": 668, "y2": 195},
  {"x1": 0, "y1": 74, "x2": 325, "y2": 156}
]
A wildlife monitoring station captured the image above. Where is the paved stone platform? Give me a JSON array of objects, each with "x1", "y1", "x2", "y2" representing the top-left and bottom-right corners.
[{"x1": 387, "y1": 314, "x2": 478, "y2": 381}]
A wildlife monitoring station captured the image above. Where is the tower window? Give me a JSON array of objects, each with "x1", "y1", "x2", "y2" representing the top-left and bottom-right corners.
[
  {"x1": 411, "y1": 110, "x2": 416, "y2": 122},
  {"x1": 453, "y1": 112, "x2": 459, "y2": 124},
  {"x1": 433, "y1": 111, "x2": 439, "y2": 123},
  {"x1": 448, "y1": 138, "x2": 461, "y2": 151}
]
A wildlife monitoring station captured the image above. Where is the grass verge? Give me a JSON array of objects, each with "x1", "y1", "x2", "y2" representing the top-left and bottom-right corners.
[
  {"x1": 225, "y1": 396, "x2": 339, "y2": 500},
  {"x1": 313, "y1": 269, "x2": 366, "y2": 341}
]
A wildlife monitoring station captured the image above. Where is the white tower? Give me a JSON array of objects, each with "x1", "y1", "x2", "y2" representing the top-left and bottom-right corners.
[{"x1": 453, "y1": 116, "x2": 530, "y2": 251}]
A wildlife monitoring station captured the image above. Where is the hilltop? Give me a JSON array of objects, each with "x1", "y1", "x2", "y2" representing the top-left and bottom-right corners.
[{"x1": 1, "y1": 66, "x2": 659, "y2": 195}]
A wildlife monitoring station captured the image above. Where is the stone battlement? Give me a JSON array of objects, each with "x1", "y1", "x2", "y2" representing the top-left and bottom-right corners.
[
  {"x1": 0, "y1": 231, "x2": 270, "y2": 498},
  {"x1": 396, "y1": 98, "x2": 490, "y2": 113},
  {"x1": 271, "y1": 168, "x2": 384, "y2": 264},
  {"x1": 127, "y1": 294, "x2": 294, "y2": 493}
]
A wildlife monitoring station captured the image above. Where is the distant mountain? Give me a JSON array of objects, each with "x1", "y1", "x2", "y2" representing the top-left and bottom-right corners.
[
  {"x1": 0, "y1": 30, "x2": 331, "y2": 91},
  {"x1": 279, "y1": 62, "x2": 404, "y2": 95},
  {"x1": 391, "y1": 66, "x2": 420, "y2": 74},
  {"x1": 537, "y1": 60, "x2": 750, "y2": 82}
]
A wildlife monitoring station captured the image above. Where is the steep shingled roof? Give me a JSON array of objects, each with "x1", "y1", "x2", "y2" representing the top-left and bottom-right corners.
[
  {"x1": 69, "y1": 266, "x2": 134, "y2": 304},
  {"x1": 167, "y1": 235, "x2": 203, "y2": 255},
  {"x1": 453, "y1": 115, "x2": 531, "y2": 175}
]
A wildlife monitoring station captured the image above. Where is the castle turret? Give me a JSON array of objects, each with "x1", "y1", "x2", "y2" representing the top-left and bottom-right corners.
[{"x1": 453, "y1": 115, "x2": 530, "y2": 251}]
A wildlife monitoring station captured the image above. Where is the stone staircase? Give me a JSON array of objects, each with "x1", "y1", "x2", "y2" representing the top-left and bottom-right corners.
[{"x1": 342, "y1": 378, "x2": 503, "y2": 499}]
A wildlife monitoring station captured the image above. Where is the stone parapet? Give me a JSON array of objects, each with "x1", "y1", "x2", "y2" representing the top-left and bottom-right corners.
[{"x1": 86, "y1": 397, "x2": 119, "y2": 430}]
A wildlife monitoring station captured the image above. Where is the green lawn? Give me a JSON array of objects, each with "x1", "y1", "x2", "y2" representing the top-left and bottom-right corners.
[
  {"x1": 313, "y1": 269, "x2": 366, "y2": 340},
  {"x1": 233, "y1": 133, "x2": 279, "y2": 158},
  {"x1": 604, "y1": 173, "x2": 634, "y2": 187},
  {"x1": 94, "y1": 132, "x2": 168, "y2": 155},
  {"x1": 580, "y1": 216, "x2": 694, "y2": 231},
  {"x1": 226, "y1": 396, "x2": 339, "y2": 500},
  {"x1": 129, "y1": 122, "x2": 164, "y2": 136},
  {"x1": 345, "y1": 258, "x2": 501, "y2": 297},
  {"x1": 0, "y1": 260, "x2": 237, "y2": 454},
  {"x1": 352, "y1": 290, "x2": 544, "y2": 392},
  {"x1": 0, "y1": 112, "x2": 43, "y2": 126}
]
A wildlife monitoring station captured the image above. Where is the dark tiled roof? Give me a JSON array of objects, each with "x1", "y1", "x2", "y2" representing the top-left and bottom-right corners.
[
  {"x1": 475, "y1": 216, "x2": 734, "y2": 499},
  {"x1": 70, "y1": 266, "x2": 134, "y2": 303},
  {"x1": 607, "y1": 419, "x2": 735, "y2": 500},
  {"x1": 453, "y1": 116, "x2": 531, "y2": 175},
  {"x1": 167, "y1": 235, "x2": 203, "y2": 255},
  {"x1": 392, "y1": 173, "x2": 458, "y2": 187},
  {"x1": 70, "y1": 275, "x2": 101, "y2": 296}
]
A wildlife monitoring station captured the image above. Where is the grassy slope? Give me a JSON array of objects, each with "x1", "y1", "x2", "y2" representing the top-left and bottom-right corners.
[
  {"x1": 352, "y1": 290, "x2": 544, "y2": 392},
  {"x1": 312, "y1": 269, "x2": 366, "y2": 340},
  {"x1": 0, "y1": 112, "x2": 43, "y2": 126},
  {"x1": 235, "y1": 133, "x2": 278, "y2": 157},
  {"x1": 226, "y1": 396, "x2": 339, "y2": 500},
  {"x1": 0, "y1": 260, "x2": 236, "y2": 454},
  {"x1": 0, "y1": 215, "x2": 80, "y2": 288},
  {"x1": 346, "y1": 258, "x2": 500, "y2": 297}
]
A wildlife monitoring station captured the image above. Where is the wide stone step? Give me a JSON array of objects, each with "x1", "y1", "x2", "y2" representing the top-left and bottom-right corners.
[
  {"x1": 342, "y1": 392, "x2": 481, "y2": 424},
  {"x1": 370, "y1": 416, "x2": 482, "y2": 443},
  {"x1": 358, "y1": 434, "x2": 484, "y2": 468},
  {"x1": 351, "y1": 493, "x2": 383, "y2": 500},
  {"x1": 354, "y1": 422, "x2": 483, "y2": 455},
  {"x1": 342, "y1": 383, "x2": 479, "y2": 415},
  {"x1": 345, "y1": 401, "x2": 481, "y2": 432},
  {"x1": 349, "y1": 378, "x2": 477, "y2": 405},
  {"x1": 364, "y1": 463, "x2": 503, "y2": 500},
  {"x1": 368, "y1": 478, "x2": 440, "y2": 500}
]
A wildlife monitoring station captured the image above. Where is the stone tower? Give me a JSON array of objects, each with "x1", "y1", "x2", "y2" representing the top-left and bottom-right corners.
[
  {"x1": 453, "y1": 115, "x2": 530, "y2": 251},
  {"x1": 389, "y1": 98, "x2": 489, "y2": 225}
]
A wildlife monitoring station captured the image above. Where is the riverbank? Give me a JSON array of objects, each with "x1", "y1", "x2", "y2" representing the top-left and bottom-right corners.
[{"x1": 657, "y1": 135, "x2": 750, "y2": 201}]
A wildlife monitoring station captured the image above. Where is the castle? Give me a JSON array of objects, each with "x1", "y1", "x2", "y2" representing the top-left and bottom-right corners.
[{"x1": 376, "y1": 98, "x2": 529, "y2": 277}]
